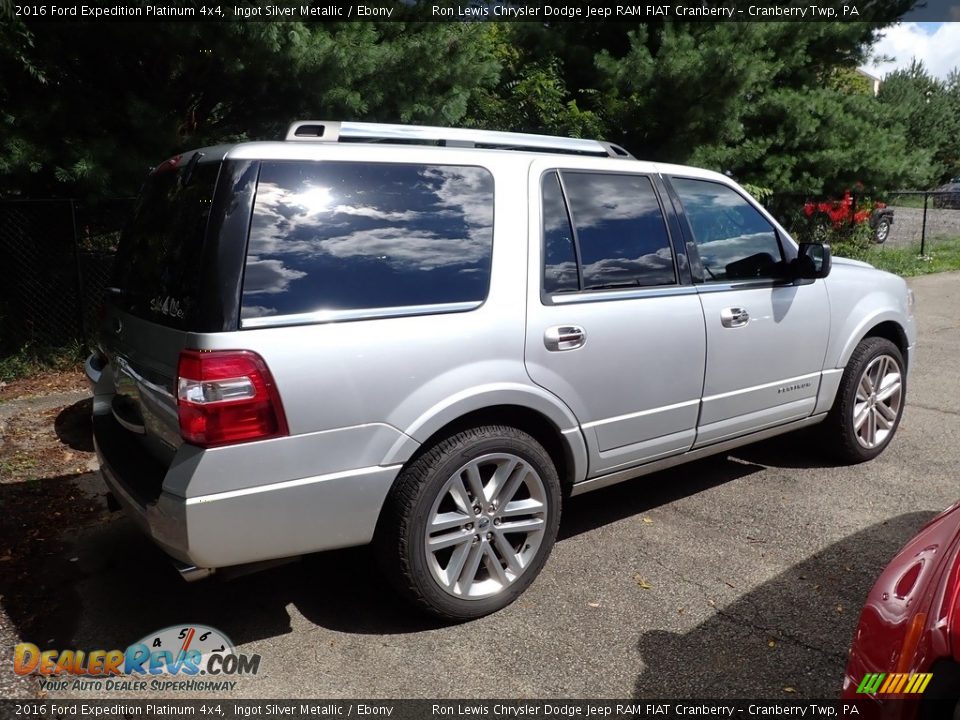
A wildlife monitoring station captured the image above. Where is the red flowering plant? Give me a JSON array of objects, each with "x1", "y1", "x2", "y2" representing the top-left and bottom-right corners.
[{"x1": 797, "y1": 186, "x2": 885, "y2": 257}]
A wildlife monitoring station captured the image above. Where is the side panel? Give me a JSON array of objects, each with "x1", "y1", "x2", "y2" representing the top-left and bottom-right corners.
[
  {"x1": 695, "y1": 282, "x2": 830, "y2": 445},
  {"x1": 822, "y1": 262, "x2": 916, "y2": 370},
  {"x1": 526, "y1": 294, "x2": 706, "y2": 475},
  {"x1": 522, "y1": 159, "x2": 707, "y2": 477}
]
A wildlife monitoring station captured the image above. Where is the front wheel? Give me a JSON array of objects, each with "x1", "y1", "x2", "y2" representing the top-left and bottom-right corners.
[
  {"x1": 825, "y1": 337, "x2": 905, "y2": 463},
  {"x1": 375, "y1": 425, "x2": 562, "y2": 620}
]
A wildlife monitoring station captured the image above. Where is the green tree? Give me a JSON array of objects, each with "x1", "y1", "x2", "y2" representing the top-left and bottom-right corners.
[
  {"x1": 877, "y1": 60, "x2": 960, "y2": 186},
  {"x1": 0, "y1": 18, "x2": 500, "y2": 198},
  {"x1": 467, "y1": 15, "x2": 921, "y2": 193}
]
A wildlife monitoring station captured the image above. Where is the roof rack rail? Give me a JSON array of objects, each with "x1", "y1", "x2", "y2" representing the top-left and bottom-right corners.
[{"x1": 284, "y1": 121, "x2": 634, "y2": 159}]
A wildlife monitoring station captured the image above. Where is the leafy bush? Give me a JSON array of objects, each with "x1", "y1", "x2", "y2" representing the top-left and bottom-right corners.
[{"x1": 793, "y1": 191, "x2": 882, "y2": 259}]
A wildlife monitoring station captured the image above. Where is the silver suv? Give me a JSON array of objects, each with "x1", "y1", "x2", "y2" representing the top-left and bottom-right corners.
[{"x1": 86, "y1": 121, "x2": 916, "y2": 619}]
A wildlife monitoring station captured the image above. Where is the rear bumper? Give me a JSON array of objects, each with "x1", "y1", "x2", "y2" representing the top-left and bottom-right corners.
[
  {"x1": 84, "y1": 352, "x2": 105, "y2": 392},
  {"x1": 93, "y1": 411, "x2": 402, "y2": 569}
]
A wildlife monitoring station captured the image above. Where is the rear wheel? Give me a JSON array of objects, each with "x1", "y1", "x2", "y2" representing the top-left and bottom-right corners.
[
  {"x1": 375, "y1": 425, "x2": 561, "y2": 620},
  {"x1": 825, "y1": 337, "x2": 905, "y2": 463}
]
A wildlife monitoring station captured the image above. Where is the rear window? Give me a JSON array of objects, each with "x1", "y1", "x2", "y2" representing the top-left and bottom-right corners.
[
  {"x1": 111, "y1": 157, "x2": 220, "y2": 328},
  {"x1": 241, "y1": 161, "x2": 494, "y2": 324}
]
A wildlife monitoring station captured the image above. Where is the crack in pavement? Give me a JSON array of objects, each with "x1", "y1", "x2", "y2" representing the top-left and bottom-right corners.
[
  {"x1": 634, "y1": 547, "x2": 848, "y2": 663},
  {"x1": 908, "y1": 402, "x2": 960, "y2": 417}
]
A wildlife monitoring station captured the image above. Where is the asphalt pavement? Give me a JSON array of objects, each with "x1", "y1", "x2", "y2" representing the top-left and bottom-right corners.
[{"x1": 5, "y1": 272, "x2": 959, "y2": 701}]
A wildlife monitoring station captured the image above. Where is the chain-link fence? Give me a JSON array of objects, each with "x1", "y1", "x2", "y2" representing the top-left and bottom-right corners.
[
  {"x1": 764, "y1": 189, "x2": 960, "y2": 255},
  {"x1": 0, "y1": 198, "x2": 132, "y2": 356}
]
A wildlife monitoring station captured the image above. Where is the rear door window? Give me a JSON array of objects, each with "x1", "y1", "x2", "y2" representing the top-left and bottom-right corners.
[
  {"x1": 111, "y1": 158, "x2": 221, "y2": 328},
  {"x1": 543, "y1": 171, "x2": 676, "y2": 292},
  {"x1": 242, "y1": 161, "x2": 495, "y2": 324}
]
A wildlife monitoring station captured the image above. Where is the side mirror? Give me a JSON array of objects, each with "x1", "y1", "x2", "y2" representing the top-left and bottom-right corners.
[{"x1": 794, "y1": 242, "x2": 831, "y2": 280}]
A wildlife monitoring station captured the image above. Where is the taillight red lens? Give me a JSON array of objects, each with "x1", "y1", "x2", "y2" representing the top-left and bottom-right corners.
[{"x1": 176, "y1": 349, "x2": 288, "y2": 447}]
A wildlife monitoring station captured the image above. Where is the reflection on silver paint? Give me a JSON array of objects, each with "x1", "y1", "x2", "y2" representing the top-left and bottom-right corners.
[{"x1": 90, "y1": 141, "x2": 916, "y2": 575}]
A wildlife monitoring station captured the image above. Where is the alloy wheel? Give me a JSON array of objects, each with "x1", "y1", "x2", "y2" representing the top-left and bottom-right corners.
[
  {"x1": 423, "y1": 453, "x2": 548, "y2": 600},
  {"x1": 853, "y1": 354, "x2": 903, "y2": 449}
]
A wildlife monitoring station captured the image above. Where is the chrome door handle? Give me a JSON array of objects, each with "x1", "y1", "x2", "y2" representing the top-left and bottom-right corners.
[
  {"x1": 720, "y1": 307, "x2": 749, "y2": 328},
  {"x1": 545, "y1": 325, "x2": 586, "y2": 351}
]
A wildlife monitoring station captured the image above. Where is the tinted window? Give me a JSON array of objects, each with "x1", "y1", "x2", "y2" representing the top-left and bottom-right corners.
[
  {"x1": 111, "y1": 158, "x2": 220, "y2": 329},
  {"x1": 562, "y1": 172, "x2": 675, "y2": 290},
  {"x1": 541, "y1": 172, "x2": 579, "y2": 293},
  {"x1": 672, "y1": 178, "x2": 783, "y2": 281},
  {"x1": 242, "y1": 162, "x2": 494, "y2": 321}
]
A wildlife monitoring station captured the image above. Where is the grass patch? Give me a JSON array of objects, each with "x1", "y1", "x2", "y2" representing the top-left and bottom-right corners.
[
  {"x1": 856, "y1": 236, "x2": 960, "y2": 277},
  {"x1": 885, "y1": 195, "x2": 930, "y2": 209},
  {"x1": 0, "y1": 454, "x2": 39, "y2": 480},
  {"x1": 0, "y1": 342, "x2": 86, "y2": 383}
]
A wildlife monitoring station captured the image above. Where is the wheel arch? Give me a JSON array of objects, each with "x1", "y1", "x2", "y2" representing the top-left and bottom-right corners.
[
  {"x1": 382, "y1": 397, "x2": 588, "y2": 495},
  {"x1": 835, "y1": 312, "x2": 911, "y2": 371},
  {"x1": 862, "y1": 320, "x2": 910, "y2": 368}
]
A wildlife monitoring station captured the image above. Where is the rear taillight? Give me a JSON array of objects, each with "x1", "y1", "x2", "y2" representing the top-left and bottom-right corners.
[{"x1": 176, "y1": 349, "x2": 288, "y2": 447}]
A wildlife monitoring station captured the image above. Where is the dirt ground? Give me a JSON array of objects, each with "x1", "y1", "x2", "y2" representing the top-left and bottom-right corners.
[
  {"x1": 0, "y1": 369, "x2": 106, "y2": 698},
  {"x1": 0, "y1": 367, "x2": 87, "y2": 403}
]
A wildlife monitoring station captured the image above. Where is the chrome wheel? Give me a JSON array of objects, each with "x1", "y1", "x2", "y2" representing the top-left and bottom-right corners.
[
  {"x1": 853, "y1": 354, "x2": 903, "y2": 449},
  {"x1": 875, "y1": 219, "x2": 890, "y2": 243},
  {"x1": 424, "y1": 453, "x2": 547, "y2": 600}
]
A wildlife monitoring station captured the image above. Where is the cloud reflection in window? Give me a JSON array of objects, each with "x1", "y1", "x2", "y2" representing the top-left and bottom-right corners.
[
  {"x1": 242, "y1": 162, "x2": 494, "y2": 318},
  {"x1": 562, "y1": 172, "x2": 676, "y2": 289}
]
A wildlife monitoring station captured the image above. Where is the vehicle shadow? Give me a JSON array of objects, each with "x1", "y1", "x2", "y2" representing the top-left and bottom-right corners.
[
  {"x1": 559, "y1": 453, "x2": 767, "y2": 541},
  {"x1": 731, "y1": 426, "x2": 844, "y2": 470},
  {"x1": 53, "y1": 398, "x2": 94, "y2": 453},
  {"x1": 632, "y1": 512, "x2": 932, "y2": 699}
]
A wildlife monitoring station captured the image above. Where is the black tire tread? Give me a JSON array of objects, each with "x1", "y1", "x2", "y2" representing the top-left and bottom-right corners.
[
  {"x1": 374, "y1": 424, "x2": 559, "y2": 620},
  {"x1": 824, "y1": 336, "x2": 903, "y2": 463}
]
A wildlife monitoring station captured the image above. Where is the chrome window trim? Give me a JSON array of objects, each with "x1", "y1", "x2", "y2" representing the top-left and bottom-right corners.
[
  {"x1": 694, "y1": 279, "x2": 798, "y2": 294},
  {"x1": 240, "y1": 301, "x2": 482, "y2": 329},
  {"x1": 547, "y1": 285, "x2": 699, "y2": 305}
]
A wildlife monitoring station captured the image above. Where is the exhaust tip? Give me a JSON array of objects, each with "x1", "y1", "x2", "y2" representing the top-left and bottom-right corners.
[{"x1": 173, "y1": 560, "x2": 215, "y2": 582}]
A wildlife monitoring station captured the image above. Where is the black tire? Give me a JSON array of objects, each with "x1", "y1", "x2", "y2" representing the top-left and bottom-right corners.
[
  {"x1": 375, "y1": 425, "x2": 562, "y2": 620},
  {"x1": 873, "y1": 217, "x2": 891, "y2": 243},
  {"x1": 824, "y1": 337, "x2": 905, "y2": 463},
  {"x1": 920, "y1": 660, "x2": 960, "y2": 720}
]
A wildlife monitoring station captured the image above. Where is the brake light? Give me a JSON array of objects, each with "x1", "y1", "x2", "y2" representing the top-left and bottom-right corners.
[{"x1": 176, "y1": 350, "x2": 288, "y2": 447}]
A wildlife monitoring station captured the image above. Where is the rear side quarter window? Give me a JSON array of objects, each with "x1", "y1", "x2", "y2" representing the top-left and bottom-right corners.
[
  {"x1": 241, "y1": 161, "x2": 495, "y2": 324},
  {"x1": 111, "y1": 159, "x2": 221, "y2": 329}
]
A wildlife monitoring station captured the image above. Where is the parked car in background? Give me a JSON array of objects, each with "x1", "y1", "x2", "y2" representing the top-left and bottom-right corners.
[
  {"x1": 842, "y1": 500, "x2": 960, "y2": 718},
  {"x1": 933, "y1": 177, "x2": 960, "y2": 210},
  {"x1": 87, "y1": 121, "x2": 916, "y2": 619}
]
